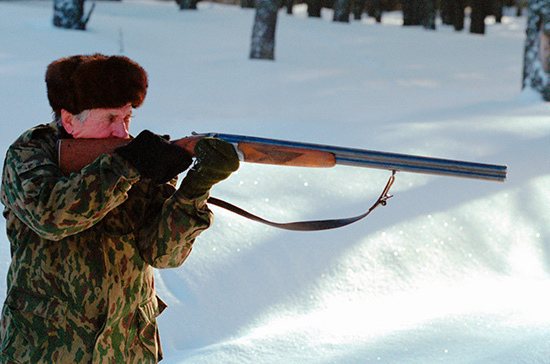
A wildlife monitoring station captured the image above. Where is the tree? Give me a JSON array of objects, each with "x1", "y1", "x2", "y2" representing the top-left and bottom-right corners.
[
  {"x1": 353, "y1": 0, "x2": 365, "y2": 20},
  {"x1": 365, "y1": 0, "x2": 384, "y2": 23},
  {"x1": 402, "y1": 0, "x2": 436, "y2": 29},
  {"x1": 176, "y1": 0, "x2": 200, "y2": 10},
  {"x1": 241, "y1": 0, "x2": 256, "y2": 8},
  {"x1": 493, "y1": 0, "x2": 504, "y2": 23},
  {"x1": 441, "y1": 0, "x2": 465, "y2": 31},
  {"x1": 307, "y1": 0, "x2": 322, "y2": 17},
  {"x1": 421, "y1": 0, "x2": 436, "y2": 30},
  {"x1": 333, "y1": 0, "x2": 351, "y2": 22},
  {"x1": 364, "y1": 0, "x2": 398, "y2": 23},
  {"x1": 522, "y1": 0, "x2": 550, "y2": 100},
  {"x1": 402, "y1": 0, "x2": 422, "y2": 25},
  {"x1": 250, "y1": 0, "x2": 282, "y2": 60},
  {"x1": 284, "y1": 0, "x2": 295, "y2": 14},
  {"x1": 453, "y1": 0, "x2": 466, "y2": 31},
  {"x1": 440, "y1": 0, "x2": 452, "y2": 25},
  {"x1": 470, "y1": 0, "x2": 492, "y2": 34},
  {"x1": 53, "y1": 0, "x2": 95, "y2": 30}
]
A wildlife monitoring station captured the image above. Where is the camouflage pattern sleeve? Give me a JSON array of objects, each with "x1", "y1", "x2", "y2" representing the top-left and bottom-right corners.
[
  {"x1": 0, "y1": 125, "x2": 141, "y2": 241},
  {"x1": 137, "y1": 189, "x2": 213, "y2": 268}
]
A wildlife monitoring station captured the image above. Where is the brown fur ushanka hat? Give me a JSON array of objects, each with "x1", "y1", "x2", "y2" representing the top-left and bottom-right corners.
[{"x1": 45, "y1": 54, "x2": 148, "y2": 115}]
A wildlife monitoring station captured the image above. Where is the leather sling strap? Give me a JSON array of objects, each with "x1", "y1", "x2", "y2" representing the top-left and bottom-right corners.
[{"x1": 207, "y1": 172, "x2": 396, "y2": 231}]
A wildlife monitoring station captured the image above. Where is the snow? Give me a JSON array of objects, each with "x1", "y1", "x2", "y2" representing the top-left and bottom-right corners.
[{"x1": 1, "y1": 1, "x2": 549, "y2": 363}]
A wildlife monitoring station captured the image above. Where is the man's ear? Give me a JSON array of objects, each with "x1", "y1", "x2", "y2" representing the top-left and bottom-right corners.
[{"x1": 60, "y1": 109, "x2": 75, "y2": 135}]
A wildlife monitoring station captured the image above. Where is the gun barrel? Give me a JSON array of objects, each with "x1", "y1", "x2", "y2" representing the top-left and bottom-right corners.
[{"x1": 200, "y1": 132, "x2": 507, "y2": 182}]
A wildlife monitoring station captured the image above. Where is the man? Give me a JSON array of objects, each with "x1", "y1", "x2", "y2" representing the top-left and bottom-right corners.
[{"x1": 0, "y1": 54, "x2": 239, "y2": 363}]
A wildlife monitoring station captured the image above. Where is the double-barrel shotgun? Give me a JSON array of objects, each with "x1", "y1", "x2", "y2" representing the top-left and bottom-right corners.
[
  {"x1": 58, "y1": 132, "x2": 507, "y2": 182},
  {"x1": 57, "y1": 132, "x2": 507, "y2": 231}
]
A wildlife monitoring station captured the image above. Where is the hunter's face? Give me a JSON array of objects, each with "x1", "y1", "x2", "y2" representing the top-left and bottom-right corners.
[{"x1": 61, "y1": 104, "x2": 132, "y2": 139}]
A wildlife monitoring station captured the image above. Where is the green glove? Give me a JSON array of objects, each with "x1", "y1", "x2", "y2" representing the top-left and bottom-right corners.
[{"x1": 179, "y1": 137, "x2": 240, "y2": 199}]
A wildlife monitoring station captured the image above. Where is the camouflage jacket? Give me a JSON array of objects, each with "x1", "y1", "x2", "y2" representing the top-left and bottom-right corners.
[{"x1": 0, "y1": 121, "x2": 213, "y2": 363}]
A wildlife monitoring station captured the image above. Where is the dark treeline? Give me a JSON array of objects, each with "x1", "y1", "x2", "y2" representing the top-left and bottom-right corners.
[{"x1": 275, "y1": 0, "x2": 525, "y2": 34}]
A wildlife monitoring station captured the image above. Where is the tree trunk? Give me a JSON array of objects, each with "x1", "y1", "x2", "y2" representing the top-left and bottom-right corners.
[
  {"x1": 333, "y1": 0, "x2": 351, "y2": 22},
  {"x1": 53, "y1": 0, "x2": 93, "y2": 30},
  {"x1": 470, "y1": 0, "x2": 491, "y2": 34},
  {"x1": 440, "y1": 0, "x2": 453, "y2": 25},
  {"x1": 493, "y1": 0, "x2": 504, "y2": 23},
  {"x1": 421, "y1": 0, "x2": 436, "y2": 30},
  {"x1": 522, "y1": 0, "x2": 550, "y2": 100},
  {"x1": 307, "y1": 0, "x2": 322, "y2": 17},
  {"x1": 353, "y1": 0, "x2": 365, "y2": 20},
  {"x1": 451, "y1": 0, "x2": 465, "y2": 31},
  {"x1": 285, "y1": 0, "x2": 294, "y2": 14},
  {"x1": 241, "y1": 0, "x2": 256, "y2": 9},
  {"x1": 402, "y1": 0, "x2": 434, "y2": 28},
  {"x1": 176, "y1": 0, "x2": 199, "y2": 10},
  {"x1": 402, "y1": 0, "x2": 422, "y2": 26},
  {"x1": 250, "y1": 0, "x2": 281, "y2": 60},
  {"x1": 366, "y1": 0, "x2": 383, "y2": 22}
]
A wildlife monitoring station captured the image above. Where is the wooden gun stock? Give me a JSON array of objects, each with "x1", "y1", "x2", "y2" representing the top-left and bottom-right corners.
[{"x1": 57, "y1": 135, "x2": 337, "y2": 176}]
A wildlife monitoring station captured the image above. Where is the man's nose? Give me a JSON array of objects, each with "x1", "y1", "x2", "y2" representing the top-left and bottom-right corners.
[{"x1": 111, "y1": 119, "x2": 130, "y2": 138}]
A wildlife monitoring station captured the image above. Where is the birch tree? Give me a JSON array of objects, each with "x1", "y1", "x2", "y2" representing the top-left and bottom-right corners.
[{"x1": 523, "y1": 0, "x2": 550, "y2": 100}]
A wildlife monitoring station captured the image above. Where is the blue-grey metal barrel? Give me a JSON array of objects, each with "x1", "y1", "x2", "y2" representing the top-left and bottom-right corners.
[{"x1": 198, "y1": 132, "x2": 507, "y2": 182}]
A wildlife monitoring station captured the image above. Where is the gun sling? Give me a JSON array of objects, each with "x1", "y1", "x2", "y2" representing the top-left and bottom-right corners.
[{"x1": 207, "y1": 172, "x2": 395, "y2": 231}]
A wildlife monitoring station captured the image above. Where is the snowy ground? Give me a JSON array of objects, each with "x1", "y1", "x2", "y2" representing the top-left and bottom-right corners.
[{"x1": 1, "y1": 1, "x2": 549, "y2": 363}]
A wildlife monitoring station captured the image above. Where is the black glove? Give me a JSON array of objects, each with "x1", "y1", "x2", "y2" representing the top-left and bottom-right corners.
[
  {"x1": 115, "y1": 130, "x2": 192, "y2": 184},
  {"x1": 179, "y1": 137, "x2": 240, "y2": 199}
]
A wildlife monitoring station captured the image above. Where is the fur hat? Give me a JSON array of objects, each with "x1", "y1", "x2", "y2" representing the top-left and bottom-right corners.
[{"x1": 45, "y1": 54, "x2": 148, "y2": 115}]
